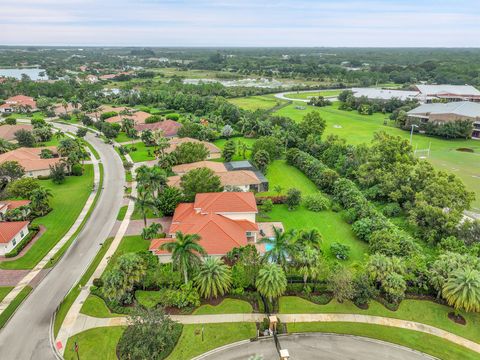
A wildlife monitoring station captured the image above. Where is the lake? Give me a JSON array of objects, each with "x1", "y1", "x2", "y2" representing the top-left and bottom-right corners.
[{"x1": 0, "y1": 68, "x2": 48, "y2": 80}]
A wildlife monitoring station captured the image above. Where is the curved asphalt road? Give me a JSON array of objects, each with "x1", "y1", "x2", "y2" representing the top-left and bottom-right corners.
[
  {"x1": 198, "y1": 333, "x2": 436, "y2": 360},
  {"x1": 0, "y1": 124, "x2": 124, "y2": 360}
]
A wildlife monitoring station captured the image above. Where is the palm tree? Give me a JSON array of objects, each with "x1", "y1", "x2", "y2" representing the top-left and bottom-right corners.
[
  {"x1": 152, "y1": 130, "x2": 170, "y2": 159},
  {"x1": 30, "y1": 187, "x2": 52, "y2": 215},
  {"x1": 195, "y1": 257, "x2": 232, "y2": 299},
  {"x1": 442, "y1": 267, "x2": 480, "y2": 314},
  {"x1": 136, "y1": 165, "x2": 167, "y2": 198},
  {"x1": 296, "y1": 229, "x2": 323, "y2": 251},
  {"x1": 294, "y1": 246, "x2": 322, "y2": 285},
  {"x1": 61, "y1": 99, "x2": 69, "y2": 115},
  {"x1": 102, "y1": 269, "x2": 128, "y2": 301},
  {"x1": 116, "y1": 253, "x2": 147, "y2": 288},
  {"x1": 55, "y1": 130, "x2": 65, "y2": 140},
  {"x1": 259, "y1": 227, "x2": 296, "y2": 268},
  {"x1": 256, "y1": 263, "x2": 287, "y2": 302},
  {"x1": 141, "y1": 222, "x2": 163, "y2": 240},
  {"x1": 0, "y1": 139, "x2": 14, "y2": 154},
  {"x1": 160, "y1": 231, "x2": 206, "y2": 284},
  {"x1": 129, "y1": 185, "x2": 157, "y2": 226}
]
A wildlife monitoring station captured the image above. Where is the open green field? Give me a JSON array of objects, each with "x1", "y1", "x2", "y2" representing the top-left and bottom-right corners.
[
  {"x1": 275, "y1": 102, "x2": 480, "y2": 211},
  {"x1": 167, "y1": 323, "x2": 256, "y2": 360},
  {"x1": 283, "y1": 89, "x2": 343, "y2": 100},
  {"x1": 287, "y1": 322, "x2": 479, "y2": 360},
  {"x1": 259, "y1": 160, "x2": 319, "y2": 196},
  {"x1": 193, "y1": 298, "x2": 253, "y2": 315},
  {"x1": 229, "y1": 95, "x2": 287, "y2": 111},
  {"x1": 280, "y1": 296, "x2": 480, "y2": 343},
  {"x1": 0, "y1": 165, "x2": 94, "y2": 270},
  {"x1": 114, "y1": 131, "x2": 136, "y2": 144},
  {"x1": 260, "y1": 205, "x2": 367, "y2": 264},
  {"x1": 64, "y1": 326, "x2": 125, "y2": 360}
]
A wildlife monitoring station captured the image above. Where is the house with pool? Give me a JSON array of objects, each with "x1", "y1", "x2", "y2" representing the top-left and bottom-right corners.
[{"x1": 149, "y1": 192, "x2": 283, "y2": 261}]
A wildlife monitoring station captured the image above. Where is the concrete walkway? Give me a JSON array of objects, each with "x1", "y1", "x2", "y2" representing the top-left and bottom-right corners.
[
  {"x1": 55, "y1": 150, "x2": 137, "y2": 355},
  {"x1": 0, "y1": 139, "x2": 101, "y2": 315},
  {"x1": 68, "y1": 312, "x2": 480, "y2": 354}
]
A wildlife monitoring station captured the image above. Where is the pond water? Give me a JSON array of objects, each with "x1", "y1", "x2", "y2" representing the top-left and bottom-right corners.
[
  {"x1": 0, "y1": 68, "x2": 48, "y2": 80},
  {"x1": 183, "y1": 77, "x2": 299, "y2": 88}
]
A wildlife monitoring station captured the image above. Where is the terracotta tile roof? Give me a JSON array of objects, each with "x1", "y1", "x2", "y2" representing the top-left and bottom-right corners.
[
  {"x1": 0, "y1": 95, "x2": 36, "y2": 110},
  {"x1": 194, "y1": 192, "x2": 258, "y2": 213},
  {"x1": 0, "y1": 221, "x2": 29, "y2": 244},
  {"x1": 0, "y1": 147, "x2": 60, "y2": 172},
  {"x1": 134, "y1": 120, "x2": 182, "y2": 137},
  {"x1": 166, "y1": 137, "x2": 221, "y2": 155},
  {"x1": 0, "y1": 200, "x2": 31, "y2": 210},
  {"x1": 105, "y1": 111, "x2": 151, "y2": 124},
  {"x1": 53, "y1": 103, "x2": 76, "y2": 115},
  {"x1": 172, "y1": 161, "x2": 227, "y2": 175},
  {"x1": 0, "y1": 124, "x2": 33, "y2": 141},
  {"x1": 168, "y1": 170, "x2": 260, "y2": 189}
]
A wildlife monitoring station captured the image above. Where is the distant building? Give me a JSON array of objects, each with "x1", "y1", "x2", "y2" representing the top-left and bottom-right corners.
[
  {"x1": 0, "y1": 221, "x2": 30, "y2": 256},
  {"x1": 413, "y1": 84, "x2": 480, "y2": 103},
  {"x1": 0, "y1": 95, "x2": 37, "y2": 113},
  {"x1": 134, "y1": 120, "x2": 182, "y2": 137},
  {"x1": 351, "y1": 88, "x2": 420, "y2": 101},
  {"x1": 224, "y1": 161, "x2": 269, "y2": 191},
  {"x1": 0, "y1": 146, "x2": 61, "y2": 177},
  {"x1": 105, "y1": 111, "x2": 151, "y2": 125},
  {"x1": 165, "y1": 137, "x2": 221, "y2": 160},
  {"x1": 407, "y1": 101, "x2": 480, "y2": 139}
]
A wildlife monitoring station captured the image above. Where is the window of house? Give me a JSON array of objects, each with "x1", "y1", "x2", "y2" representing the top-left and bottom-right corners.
[
  {"x1": 12, "y1": 239, "x2": 16, "y2": 246},
  {"x1": 20, "y1": 231, "x2": 24, "y2": 237}
]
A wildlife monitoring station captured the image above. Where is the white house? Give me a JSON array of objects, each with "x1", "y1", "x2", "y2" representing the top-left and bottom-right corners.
[{"x1": 0, "y1": 221, "x2": 29, "y2": 256}]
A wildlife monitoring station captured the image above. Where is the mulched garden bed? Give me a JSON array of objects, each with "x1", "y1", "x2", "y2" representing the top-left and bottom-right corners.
[{"x1": 448, "y1": 312, "x2": 466, "y2": 325}]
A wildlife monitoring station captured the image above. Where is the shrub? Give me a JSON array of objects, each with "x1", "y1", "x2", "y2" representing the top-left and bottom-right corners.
[
  {"x1": 71, "y1": 163, "x2": 83, "y2": 176},
  {"x1": 145, "y1": 115, "x2": 163, "y2": 124},
  {"x1": 165, "y1": 113, "x2": 180, "y2": 121},
  {"x1": 286, "y1": 188, "x2": 302, "y2": 210},
  {"x1": 93, "y1": 278, "x2": 104, "y2": 287},
  {"x1": 304, "y1": 193, "x2": 330, "y2": 212},
  {"x1": 382, "y1": 203, "x2": 402, "y2": 217},
  {"x1": 330, "y1": 242, "x2": 350, "y2": 260},
  {"x1": 100, "y1": 111, "x2": 118, "y2": 120},
  {"x1": 5, "y1": 117, "x2": 17, "y2": 125}
]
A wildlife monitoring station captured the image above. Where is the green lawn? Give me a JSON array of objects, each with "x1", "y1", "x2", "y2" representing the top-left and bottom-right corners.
[
  {"x1": 228, "y1": 95, "x2": 287, "y2": 111},
  {"x1": 287, "y1": 322, "x2": 479, "y2": 360},
  {"x1": 260, "y1": 205, "x2": 367, "y2": 264},
  {"x1": 283, "y1": 89, "x2": 343, "y2": 100},
  {"x1": 0, "y1": 166, "x2": 94, "y2": 270},
  {"x1": 103, "y1": 235, "x2": 150, "y2": 274},
  {"x1": 80, "y1": 295, "x2": 122, "y2": 318},
  {"x1": 64, "y1": 326, "x2": 125, "y2": 360},
  {"x1": 115, "y1": 132, "x2": 137, "y2": 144},
  {"x1": 0, "y1": 286, "x2": 13, "y2": 302},
  {"x1": 135, "y1": 290, "x2": 163, "y2": 309},
  {"x1": 213, "y1": 137, "x2": 256, "y2": 162},
  {"x1": 131, "y1": 204, "x2": 158, "y2": 221},
  {"x1": 116, "y1": 205, "x2": 128, "y2": 221},
  {"x1": 259, "y1": 160, "x2": 319, "y2": 196},
  {"x1": 279, "y1": 296, "x2": 480, "y2": 343},
  {"x1": 193, "y1": 298, "x2": 253, "y2": 315},
  {"x1": 125, "y1": 142, "x2": 155, "y2": 163},
  {"x1": 0, "y1": 286, "x2": 32, "y2": 329},
  {"x1": 275, "y1": 102, "x2": 480, "y2": 211},
  {"x1": 167, "y1": 323, "x2": 256, "y2": 360}
]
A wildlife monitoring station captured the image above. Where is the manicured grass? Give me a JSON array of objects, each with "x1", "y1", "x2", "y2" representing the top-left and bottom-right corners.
[
  {"x1": 84, "y1": 140, "x2": 100, "y2": 160},
  {"x1": 125, "y1": 171, "x2": 133, "y2": 182},
  {"x1": 0, "y1": 286, "x2": 13, "y2": 302},
  {"x1": 114, "y1": 131, "x2": 137, "y2": 144},
  {"x1": 193, "y1": 298, "x2": 253, "y2": 315},
  {"x1": 54, "y1": 237, "x2": 114, "y2": 337},
  {"x1": 135, "y1": 290, "x2": 163, "y2": 308},
  {"x1": 103, "y1": 235, "x2": 150, "y2": 274},
  {"x1": 131, "y1": 204, "x2": 158, "y2": 221},
  {"x1": 275, "y1": 102, "x2": 480, "y2": 211},
  {"x1": 80, "y1": 294, "x2": 122, "y2": 318},
  {"x1": 0, "y1": 166, "x2": 94, "y2": 270},
  {"x1": 279, "y1": 296, "x2": 480, "y2": 343},
  {"x1": 116, "y1": 205, "x2": 128, "y2": 221},
  {"x1": 283, "y1": 89, "x2": 342, "y2": 100},
  {"x1": 125, "y1": 142, "x2": 155, "y2": 163},
  {"x1": 287, "y1": 322, "x2": 479, "y2": 360},
  {"x1": 0, "y1": 286, "x2": 32, "y2": 329},
  {"x1": 213, "y1": 137, "x2": 256, "y2": 162},
  {"x1": 229, "y1": 95, "x2": 287, "y2": 111},
  {"x1": 260, "y1": 205, "x2": 367, "y2": 264},
  {"x1": 64, "y1": 326, "x2": 125, "y2": 360},
  {"x1": 167, "y1": 323, "x2": 256, "y2": 360},
  {"x1": 259, "y1": 160, "x2": 319, "y2": 196}
]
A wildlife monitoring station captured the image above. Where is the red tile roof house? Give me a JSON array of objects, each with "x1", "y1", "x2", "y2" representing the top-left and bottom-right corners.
[
  {"x1": 105, "y1": 111, "x2": 151, "y2": 125},
  {"x1": 165, "y1": 137, "x2": 221, "y2": 160},
  {"x1": 0, "y1": 200, "x2": 31, "y2": 221},
  {"x1": 0, "y1": 221, "x2": 30, "y2": 256},
  {"x1": 0, "y1": 124, "x2": 34, "y2": 142},
  {"x1": 0, "y1": 95, "x2": 37, "y2": 114},
  {"x1": 134, "y1": 120, "x2": 182, "y2": 137},
  {"x1": 0, "y1": 147, "x2": 61, "y2": 178},
  {"x1": 149, "y1": 192, "x2": 283, "y2": 262}
]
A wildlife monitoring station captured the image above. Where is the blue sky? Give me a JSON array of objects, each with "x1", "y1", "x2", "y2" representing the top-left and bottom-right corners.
[{"x1": 1, "y1": 0, "x2": 479, "y2": 46}]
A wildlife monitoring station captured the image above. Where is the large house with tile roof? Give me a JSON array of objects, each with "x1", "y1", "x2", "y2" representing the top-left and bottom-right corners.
[
  {"x1": 0, "y1": 221, "x2": 29, "y2": 256},
  {"x1": 149, "y1": 192, "x2": 283, "y2": 262},
  {"x1": 0, "y1": 124, "x2": 34, "y2": 142},
  {"x1": 0, "y1": 147, "x2": 61, "y2": 177},
  {"x1": 0, "y1": 95, "x2": 37, "y2": 113},
  {"x1": 134, "y1": 119, "x2": 182, "y2": 137}
]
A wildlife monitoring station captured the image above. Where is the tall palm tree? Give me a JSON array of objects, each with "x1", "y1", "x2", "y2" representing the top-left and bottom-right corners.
[
  {"x1": 30, "y1": 187, "x2": 52, "y2": 215},
  {"x1": 136, "y1": 165, "x2": 166, "y2": 198},
  {"x1": 152, "y1": 130, "x2": 170, "y2": 159},
  {"x1": 294, "y1": 246, "x2": 322, "y2": 285},
  {"x1": 259, "y1": 227, "x2": 296, "y2": 268},
  {"x1": 296, "y1": 229, "x2": 323, "y2": 251},
  {"x1": 129, "y1": 185, "x2": 157, "y2": 226},
  {"x1": 442, "y1": 267, "x2": 480, "y2": 314},
  {"x1": 256, "y1": 263, "x2": 287, "y2": 302},
  {"x1": 160, "y1": 231, "x2": 206, "y2": 284},
  {"x1": 195, "y1": 257, "x2": 232, "y2": 299}
]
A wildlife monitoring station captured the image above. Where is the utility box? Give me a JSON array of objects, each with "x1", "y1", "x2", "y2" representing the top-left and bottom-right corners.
[
  {"x1": 280, "y1": 349, "x2": 290, "y2": 360},
  {"x1": 269, "y1": 315, "x2": 278, "y2": 332}
]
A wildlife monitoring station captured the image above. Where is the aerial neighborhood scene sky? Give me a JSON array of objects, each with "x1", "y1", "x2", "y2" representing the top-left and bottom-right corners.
[
  {"x1": 1, "y1": 1, "x2": 480, "y2": 360},
  {"x1": 2, "y1": 0, "x2": 480, "y2": 46}
]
